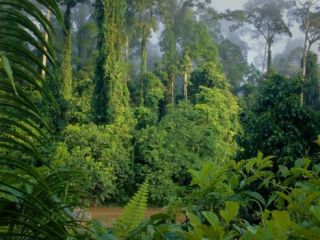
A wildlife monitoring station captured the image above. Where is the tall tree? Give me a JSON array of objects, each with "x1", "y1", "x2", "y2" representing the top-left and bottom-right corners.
[
  {"x1": 177, "y1": 8, "x2": 219, "y2": 100},
  {"x1": 307, "y1": 10, "x2": 320, "y2": 51},
  {"x1": 226, "y1": 0, "x2": 292, "y2": 72},
  {"x1": 58, "y1": 0, "x2": 84, "y2": 99},
  {"x1": 160, "y1": 27, "x2": 178, "y2": 105},
  {"x1": 93, "y1": 0, "x2": 132, "y2": 124},
  {"x1": 129, "y1": 0, "x2": 157, "y2": 105},
  {"x1": 290, "y1": 0, "x2": 320, "y2": 103},
  {"x1": 157, "y1": 0, "x2": 180, "y2": 105},
  {"x1": 73, "y1": 1, "x2": 96, "y2": 74},
  {"x1": 158, "y1": 0, "x2": 212, "y2": 104},
  {"x1": 181, "y1": 48, "x2": 192, "y2": 101}
]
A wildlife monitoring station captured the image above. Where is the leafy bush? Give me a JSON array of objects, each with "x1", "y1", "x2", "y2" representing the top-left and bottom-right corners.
[{"x1": 52, "y1": 123, "x2": 134, "y2": 204}]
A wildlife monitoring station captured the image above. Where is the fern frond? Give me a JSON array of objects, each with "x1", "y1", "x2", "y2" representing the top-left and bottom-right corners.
[{"x1": 116, "y1": 181, "x2": 149, "y2": 237}]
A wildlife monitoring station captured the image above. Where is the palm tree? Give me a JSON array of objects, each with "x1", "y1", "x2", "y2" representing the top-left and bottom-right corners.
[{"x1": 0, "y1": 0, "x2": 86, "y2": 238}]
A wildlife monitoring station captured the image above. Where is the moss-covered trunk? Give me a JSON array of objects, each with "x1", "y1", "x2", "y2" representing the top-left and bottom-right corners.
[
  {"x1": 62, "y1": 4, "x2": 73, "y2": 100},
  {"x1": 93, "y1": 0, "x2": 133, "y2": 125}
]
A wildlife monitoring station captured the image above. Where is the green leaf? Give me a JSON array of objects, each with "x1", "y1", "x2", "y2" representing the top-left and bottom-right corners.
[
  {"x1": 187, "y1": 212, "x2": 202, "y2": 226},
  {"x1": 220, "y1": 201, "x2": 239, "y2": 224},
  {"x1": 0, "y1": 55, "x2": 18, "y2": 95},
  {"x1": 294, "y1": 158, "x2": 311, "y2": 169},
  {"x1": 243, "y1": 191, "x2": 266, "y2": 207},
  {"x1": 203, "y1": 211, "x2": 220, "y2": 227},
  {"x1": 272, "y1": 211, "x2": 292, "y2": 231},
  {"x1": 278, "y1": 165, "x2": 289, "y2": 177}
]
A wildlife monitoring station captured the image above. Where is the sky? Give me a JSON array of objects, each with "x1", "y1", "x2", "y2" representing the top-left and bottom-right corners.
[{"x1": 212, "y1": 0, "x2": 246, "y2": 11}]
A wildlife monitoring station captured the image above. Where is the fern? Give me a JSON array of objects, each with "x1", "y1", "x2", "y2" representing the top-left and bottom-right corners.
[{"x1": 116, "y1": 181, "x2": 149, "y2": 238}]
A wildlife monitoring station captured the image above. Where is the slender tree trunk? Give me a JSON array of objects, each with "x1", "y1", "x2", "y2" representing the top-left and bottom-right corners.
[
  {"x1": 166, "y1": 74, "x2": 175, "y2": 105},
  {"x1": 171, "y1": 75, "x2": 175, "y2": 105},
  {"x1": 267, "y1": 43, "x2": 272, "y2": 73},
  {"x1": 124, "y1": 35, "x2": 130, "y2": 66},
  {"x1": 301, "y1": 0, "x2": 312, "y2": 105},
  {"x1": 77, "y1": 33, "x2": 83, "y2": 72},
  {"x1": 41, "y1": 9, "x2": 51, "y2": 80},
  {"x1": 302, "y1": 31, "x2": 310, "y2": 79},
  {"x1": 183, "y1": 71, "x2": 188, "y2": 102},
  {"x1": 302, "y1": 0, "x2": 312, "y2": 79},
  {"x1": 139, "y1": 34, "x2": 147, "y2": 105},
  {"x1": 62, "y1": 5, "x2": 73, "y2": 99},
  {"x1": 262, "y1": 42, "x2": 267, "y2": 73},
  {"x1": 182, "y1": 49, "x2": 191, "y2": 102},
  {"x1": 124, "y1": 35, "x2": 130, "y2": 83},
  {"x1": 141, "y1": 36, "x2": 147, "y2": 75}
]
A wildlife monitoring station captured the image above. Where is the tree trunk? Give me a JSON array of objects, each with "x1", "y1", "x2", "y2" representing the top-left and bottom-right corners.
[
  {"x1": 183, "y1": 71, "x2": 188, "y2": 102},
  {"x1": 41, "y1": 9, "x2": 51, "y2": 80},
  {"x1": 141, "y1": 35, "x2": 147, "y2": 76},
  {"x1": 182, "y1": 49, "x2": 191, "y2": 102},
  {"x1": 124, "y1": 35, "x2": 130, "y2": 83},
  {"x1": 262, "y1": 42, "x2": 267, "y2": 73},
  {"x1": 267, "y1": 43, "x2": 272, "y2": 73},
  {"x1": 302, "y1": 29, "x2": 310, "y2": 79},
  {"x1": 301, "y1": 0, "x2": 312, "y2": 105},
  {"x1": 62, "y1": 5, "x2": 73, "y2": 99},
  {"x1": 77, "y1": 33, "x2": 83, "y2": 72},
  {"x1": 124, "y1": 35, "x2": 130, "y2": 66},
  {"x1": 166, "y1": 74, "x2": 175, "y2": 105},
  {"x1": 139, "y1": 34, "x2": 148, "y2": 105}
]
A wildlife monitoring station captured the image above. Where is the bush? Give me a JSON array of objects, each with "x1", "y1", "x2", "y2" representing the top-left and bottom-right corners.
[{"x1": 52, "y1": 123, "x2": 134, "y2": 204}]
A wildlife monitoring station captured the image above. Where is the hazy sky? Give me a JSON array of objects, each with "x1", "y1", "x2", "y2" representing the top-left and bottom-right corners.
[{"x1": 212, "y1": 0, "x2": 246, "y2": 11}]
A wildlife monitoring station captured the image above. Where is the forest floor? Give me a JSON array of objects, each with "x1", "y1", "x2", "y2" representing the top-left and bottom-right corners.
[{"x1": 90, "y1": 207, "x2": 163, "y2": 226}]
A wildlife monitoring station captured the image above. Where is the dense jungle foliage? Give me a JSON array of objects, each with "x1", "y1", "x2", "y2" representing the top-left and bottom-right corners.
[{"x1": 0, "y1": 0, "x2": 320, "y2": 239}]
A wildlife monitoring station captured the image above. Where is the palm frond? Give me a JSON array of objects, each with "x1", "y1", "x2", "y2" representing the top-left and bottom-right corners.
[{"x1": 0, "y1": 0, "x2": 86, "y2": 239}]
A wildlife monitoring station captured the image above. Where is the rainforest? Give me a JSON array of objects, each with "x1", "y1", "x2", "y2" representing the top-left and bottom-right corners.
[{"x1": 0, "y1": 0, "x2": 320, "y2": 239}]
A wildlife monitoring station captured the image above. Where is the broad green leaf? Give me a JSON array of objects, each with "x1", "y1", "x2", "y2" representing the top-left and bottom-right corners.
[
  {"x1": 188, "y1": 212, "x2": 201, "y2": 226},
  {"x1": 220, "y1": 201, "x2": 239, "y2": 224},
  {"x1": 203, "y1": 211, "x2": 220, "y2": 227}
]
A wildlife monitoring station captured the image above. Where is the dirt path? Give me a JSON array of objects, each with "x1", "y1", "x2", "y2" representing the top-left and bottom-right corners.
[{"x1": 90, "y1": 207, "x2": 162, "y2": 226}]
